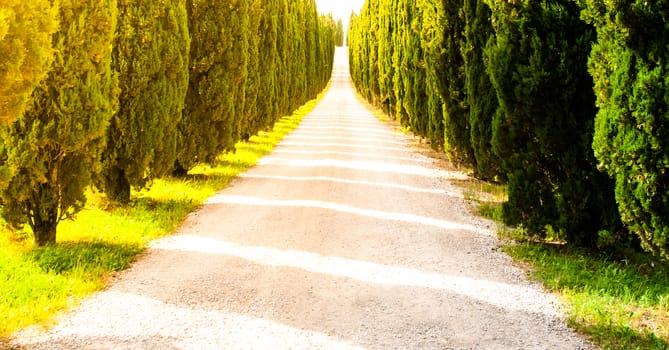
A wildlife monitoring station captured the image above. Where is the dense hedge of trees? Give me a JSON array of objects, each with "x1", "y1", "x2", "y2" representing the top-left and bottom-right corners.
[
  {"x1": 485, "y1": 0, "x2": 619, "y2": 247},
  {"x1": 349, "y1": 0, "x2": 668, "y2": 257},
  {"x1": 0, "y1": 0, "x2": 336, "y2": 245},
  {"x1": 176, "y1": 0, "x2": 335, "y2": 173},
  {"x1": 582, "y1": 0, "x2": 669, "y2": 257}
]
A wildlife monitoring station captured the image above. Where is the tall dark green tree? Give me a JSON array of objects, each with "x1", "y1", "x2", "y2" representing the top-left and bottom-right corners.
[
  {"x1": 438, "y1": 0, "x2": 474, "y2": 164},
  {"x1": 417, "y1": 0, "x2": 446, "y2": 151},
  {"x1": 365, "y1": 0, "x2": 381, "y2": 104},
  {"x1": 318, "y1": 13, "x2": 336, "y2": 86},
  {"x1": 274, "y1": 0, "x2": 291, "y2": 116},
  {"x1": 402, "y1": 0, "x2": 428, "y2": 137},
  {"x1": 348, "y1": 12, "x2": 362, "y2": 93},
  {"x1": 351, "y1": 3, "x2": 374, "y2": 102},
  {"x1": 175, "y1": 0, "x2": 250, "y2": 173},
  {"x1": 462, "y1": 0, "x2": 501, "y2": 180},
  {"x1": 0, "y1": 0, "x2": 118, "y2": 246},
  {"x1": 377, "y1": 0, "x2": 397, "y2": 115},
  {"x1": 582, "y1": 0, "x2": 669, "y2": 257},
  {"x1": 245, "y1": 0, "x2": 280, "y2": 138},
  {"x1": 0, "y1": 0, "x2": 58, "y2": 124},
  {"x1": 100, "y1": 0, "x2": 189, "y2": 203},
  {"x1": 486, "y1": 0, "x2": 618, "y2": 245},
  {"x1": 239, "y1": 0, "x2": 262, "y2": 141},
  {"x1": 391, "y1": 0, "x2": 409, "y2": 123},
  {"x1": 285, "y1": 0, "x2": 307, "y2": 111}
]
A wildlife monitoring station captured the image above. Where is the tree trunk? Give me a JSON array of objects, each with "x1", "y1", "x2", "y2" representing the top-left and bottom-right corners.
[
  {"x1": 172, "y1": 160, "x2": 188, "y2": 178},
  {"x1": 105, "y1": 166, "x2": 131, "y2": 204},
  {"x1": 32, "y1": 186, "x2": 59, "y2": 246}
]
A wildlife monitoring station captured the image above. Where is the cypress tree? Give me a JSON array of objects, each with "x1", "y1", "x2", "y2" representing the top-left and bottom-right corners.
[
  {"x1": 240, "y1": 0, "x2": 262, "y2": 140},
  {"x1": 486, "y1": 0, "x2": 618, "y2": 245},
  {"x1": 286, "y1": 0, "x2": 306, "y2": 111},
  {"x1": 425, "y1": 0, "x2": 474, "y2": 162},
  {"x1": 318, "y1": 14, "x2": 336, "y2": 87},
  {"x1": 377, "y1": 0, "x2": 397, "y2": 115},
  {"x1": 462, "y1": 0, "x2": 502, "y2": 180},
  {"x1": 335, "y1": 18, "x2": 344, "y2": 47},
  {"x1": 402, "y1": 0, "x2": 429, "y2": 138},
  {"x1": 348, "y1": 12, "x2": 363, "y2": 90},
  {"x1": 305, "y1": 0, "x2": 320, "y2": 99},
  {"x1": 0, "y1": 0, "x2": 118, "y2": 246},
  {"x1": 418, "y1": 0, "x2": 448, "y2": 152},
  {"x1": 391, "y1": 0, "x2": 409, "y2": 124},
  {"x1": 100, "y1": 0, "x2": 190, "y2": 203},
  {"x1": 583, "y1": 1, "x2": 669, "y2": 257},
  {"x1": 357, "y1": 1, "x2": 373, "y2": 101},
  {"x1": 175, "y1": 0, "x2": 250, "y2": 173},
  {"x1": 274, "y1": 0, "x2": 291, "y2": 116},
  {"x1": 0, "y1": 0, "x2": 58, "y2": 124},
  {"x1": 366, "y1": 0, "x2": 381, "y2": 104},
  {"x1": 253, "y1": 0, "x2": 280, "y2": 133}
]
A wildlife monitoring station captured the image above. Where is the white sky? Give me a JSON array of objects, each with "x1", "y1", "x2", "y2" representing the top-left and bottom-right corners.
[{"x1": 315, "y1": 0, "x2": 365, "y2": 25}]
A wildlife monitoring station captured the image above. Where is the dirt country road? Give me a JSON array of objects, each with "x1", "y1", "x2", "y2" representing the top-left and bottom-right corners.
[{"x1": 10, "y1": 48, "x2": 592, "y2": 349}]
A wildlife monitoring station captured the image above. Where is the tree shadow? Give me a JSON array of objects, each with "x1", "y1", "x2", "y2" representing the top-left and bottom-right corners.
[{"x1": 580, "y1": 322, "x2": 669, "y2": 349}]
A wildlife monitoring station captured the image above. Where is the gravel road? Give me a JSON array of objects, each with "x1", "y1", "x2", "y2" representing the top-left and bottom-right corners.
[{"x1": 9, "y1": 48, "x2": 593, "y2": 349}]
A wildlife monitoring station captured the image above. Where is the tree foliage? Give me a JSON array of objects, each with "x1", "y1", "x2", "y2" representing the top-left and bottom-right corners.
[
  {"x1": 0, "y1": 0, "x2": 118, "y2": 246},
  {"x1": 462, "y1": 0, "x2": 501, "y2": 180},
  {"x1": 349, "y1": 0, "x2": 622, "y2": 249},
  {"x1": 175, "y1": 0, "x2": 250, "y2": 172},
  {"x1": 349, "y1": 0, "x2": 472, "y2": 156},
  {"x1": 99, "y1": 0, "x2": 190, "y2": 203},
  {"x1": 485, "y1": 0, "x2": 618, "y2": 245},
  {"x1": 419, "y1": 0, "x2": 473, "y2": 161},
  {"x1": 583, "y1": 0, "x2": 669, "y2": 257},
  {"x1": 176, "y1": 0, "x2": 334, "y2": 173},
  {"x1": 0, "y1": 0, "x2": 58, "y2": 124}
]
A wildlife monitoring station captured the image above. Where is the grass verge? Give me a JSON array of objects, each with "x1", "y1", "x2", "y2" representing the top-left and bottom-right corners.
[
  {"x1": 505, "y1": 243, "x2": 669, "y2": 349},
  {"x1": 0, "y1": 87, "x2": 327, "y2": 339},
  {"x1": 463, "y1": 182, "x2": 669, "y2": 349}
]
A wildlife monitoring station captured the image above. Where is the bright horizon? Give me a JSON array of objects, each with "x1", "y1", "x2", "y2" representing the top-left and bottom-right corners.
[
  {"x1": 315, "y1": 0, "x2": 364, "y2": 19},
  {"x1": 315, "y1": 0, "x2": 365, "y2": 37}
]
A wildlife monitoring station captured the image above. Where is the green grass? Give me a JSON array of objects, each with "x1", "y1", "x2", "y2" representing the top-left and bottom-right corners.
[
  {"x1": 506, "y1": 243, "x2": 669, "y2": 349},
  {"x1": 461, "y1": 180, "x2": 669, "y2": 349},
  {"x1": 0, "y1": 88, "x2": 327, "y2": 339},
  {"x1": 461, "y1": 179, "x2": 505, "y2": 222}
]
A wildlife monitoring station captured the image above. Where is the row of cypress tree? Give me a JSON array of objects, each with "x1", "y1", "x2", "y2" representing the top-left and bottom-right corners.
[
  {"x1": 0, "y1": 0, "x2": 339, "y2": 246},
  {"x1": 348, "y1": 0, "x2": 669, "y2": 258}
]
